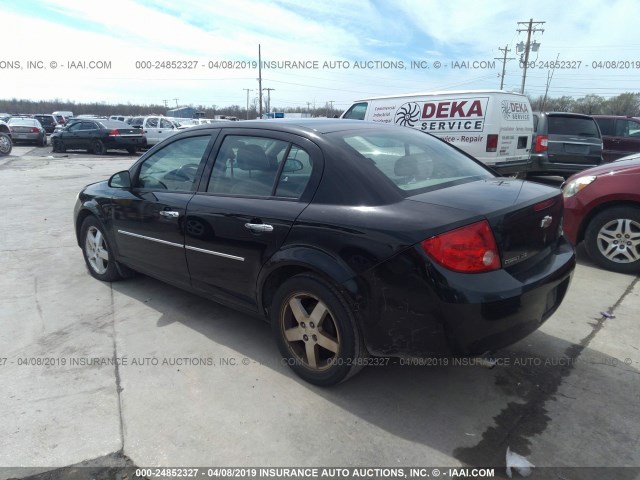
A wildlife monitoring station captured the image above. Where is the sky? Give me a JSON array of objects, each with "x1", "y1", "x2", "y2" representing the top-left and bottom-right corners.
[{"x1": 1, "y1": 0, "x2": 639, "y2": 113}]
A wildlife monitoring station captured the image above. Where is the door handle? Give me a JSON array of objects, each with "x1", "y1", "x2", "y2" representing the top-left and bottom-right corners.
[
  {"x1": 244, "y1": 223, "x2": 274, "y2": 233},
  {"x1": 160, "y1": 210, "x2": 180, "y2": 218}
]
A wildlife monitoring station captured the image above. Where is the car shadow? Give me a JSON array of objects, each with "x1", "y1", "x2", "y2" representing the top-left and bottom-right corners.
[{"x1": 110, "y1": 274, "x2": 639, "y2": 476}]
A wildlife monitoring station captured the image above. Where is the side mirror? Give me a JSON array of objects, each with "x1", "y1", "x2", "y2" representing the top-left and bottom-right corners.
[
  {"x1": 283, "y1": 158, "x2": 304, "y2": 173},
  {"x1": 108, "y1": 170, "x2": 131, "y2": 188}
]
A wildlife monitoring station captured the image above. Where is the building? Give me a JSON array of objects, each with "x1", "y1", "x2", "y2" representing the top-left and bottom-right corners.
[{"x1": 166, "y1": 107, "x2": 205, "y2": 119}]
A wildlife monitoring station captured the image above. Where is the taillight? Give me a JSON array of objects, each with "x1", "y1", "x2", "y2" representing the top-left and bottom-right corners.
[
  {"x1": 486, "y1": 134, "x2": 498, "y2": 152},
  {"x1": 421, "y1": 220, "x2": 501, "y2": 273},
  {"x1": 108, "y1": 129, "x2": 120, "y2": 136},
  {"x1": 535, "y1": 135, "x2": 548, "y2": 153},
  {"x1": 32, "y1": 127, "x2": 40, "y2": 133}
]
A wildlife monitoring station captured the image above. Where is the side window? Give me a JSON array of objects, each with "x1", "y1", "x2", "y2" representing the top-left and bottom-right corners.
[
  {"x1": 146, "y1": 117, "x2": 158, "y2": 128},
  {"x1": 596, "y1": 118, "x2": 614, "y2": 136},
  {"x1": 81, "y1": 122, "x2": 97, "y2": 131},
  {"x1": 160, "y1": 118, "x2": 174, "y2": 129},
  {"x1": 207, "y1": 135, "x2": 288, "y2": 196},
  {"x1": 68, "y1": 122, "x2": 83, "y2": 132},
  {"x1": 135, "y1": 135, "x2": 211, "y2": 191},
  {"x1": 615, "y1": 119, "x2": 640, "y2": 138},
  {"x1": 275, "y1": 145, "x2": 313, "y2": 198},
  {"x1": 342, "y1": 102, "x2": 368, "y2": 120}
]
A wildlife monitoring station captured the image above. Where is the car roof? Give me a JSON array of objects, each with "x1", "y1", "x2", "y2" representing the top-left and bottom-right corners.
[
  {"x1": 591, "y1": 114, "x2": 640, "y2": 120},
  {"x1": 181, "y1": 118, "x2": 403, "y2": 135},
  {"x1": 535, "y1": 112, "x2": 596, "y2": 120}
]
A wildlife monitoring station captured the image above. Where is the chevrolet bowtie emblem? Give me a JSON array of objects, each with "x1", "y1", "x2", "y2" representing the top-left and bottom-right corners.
[{"x1": 540, "y1": 215, "x2": 553, "y2": 228}]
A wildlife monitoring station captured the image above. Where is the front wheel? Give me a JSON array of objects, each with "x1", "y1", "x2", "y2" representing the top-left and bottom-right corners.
[
  {"x1": 584, "y1": 206, "x2": 640, "y2": 273},
  {"x1": 271, "y1": 274, "x2": 366, "y2": 386},
  {"x1": 80, "y1": 217, "x2": 123, "y2": 282},
  {"x1": 52, "y1": 138, "x2": 66, "y2": 153},
  {"x1": 92, "y1": 139, "x2": 106, "y2": 155},
  {"x1": 126, "y1": 146, "x2": 137, "y2": 155},
  {"x1": 0, "y1": 132, "x2": 12, "y2": 156}
]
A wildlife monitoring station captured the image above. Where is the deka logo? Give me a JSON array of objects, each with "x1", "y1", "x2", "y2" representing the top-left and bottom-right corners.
[
  {"x1": 501, "y1": 100, "x2": 530, "y2": 121},
  {"x1": 421, "y1": 100, "x2": 484, "y2": 119}
]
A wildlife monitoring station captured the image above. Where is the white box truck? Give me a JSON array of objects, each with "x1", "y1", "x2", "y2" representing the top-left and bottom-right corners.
[{"x1": 341, "y1": 90, "x2": 533, "y2": 173}]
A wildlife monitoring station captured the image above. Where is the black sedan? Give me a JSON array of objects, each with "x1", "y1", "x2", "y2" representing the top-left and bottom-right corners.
[
  {"x1": 74, "y1": 120, "x2": 575, "y2": 385},
  {"x1": 52, "y1": 119, "x2": 145, "y2": 155}
]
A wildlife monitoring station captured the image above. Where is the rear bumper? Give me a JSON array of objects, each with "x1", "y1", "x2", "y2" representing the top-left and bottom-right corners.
[
  {"x1": 529, "y1": 154, "x2": 601, "y2": 174},
  {"x1": 358, "y1": 238, "x2": 576, "y2": 357}
]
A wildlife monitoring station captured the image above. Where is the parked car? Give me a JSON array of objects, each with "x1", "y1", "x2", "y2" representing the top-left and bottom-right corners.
[
  {"x1": 74, "y1": 119, "x2": 575, "y2": 385},
  {"x1": 592, "y1": 115, "x2": 640, "y2": 163},
  {"x1": 0, "y1": 119, "x2": 12, "y2": 155},
  {"x1": 0, "y1": 113, "x2": 11, "y2": 122},
  {"x1": 7, "y1": 117, "x2": 46, "y2": 146},
  {"x1": 128, "y1": 115, "x2": 181, "y2": 146},
  {"x1": 53, "y1": 110, "x2": 74, "y2": 121},
  {"x1": 51, "y1": 119, "x2": 145, "y2": 154},
  {"x1": 562, "y1": 153, "x2": 640, "y2": 273},
  {"x1": 33, "y1": 114, "x2": 58, "y2": 134},
  {"x1": 530, "y1": 112, "x2": 603, "y2": 176}
]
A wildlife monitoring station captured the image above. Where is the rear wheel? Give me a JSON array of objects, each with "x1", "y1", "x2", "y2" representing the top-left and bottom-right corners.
[
  {"x1": 126, "y1": 146, "x2": 137, "y2": 155},
  {"x1": 271, "y1": 274, "x2": 366, "y2": 386},
  {"x1": 584, "y1": 206, "x2": 640, "y2": 273},
  {"x1": 92, "y1": 139, "x2": 106, "y2": 155},
  {"x1": 0, "y1": 132, "x2": 12, "y2": 156}
]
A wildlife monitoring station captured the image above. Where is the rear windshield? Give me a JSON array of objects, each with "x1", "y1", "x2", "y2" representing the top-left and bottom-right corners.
[
  {"x1": 329, "y1": 128, "x2": 493, "y2": 194},
  {"x1": 548, "y1": 116, "x2": 600, "y2": 138}
]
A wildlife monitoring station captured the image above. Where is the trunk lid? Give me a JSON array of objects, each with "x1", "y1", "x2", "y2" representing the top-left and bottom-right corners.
[{"x1": 408, "y1": 178, "x2": 563, "y2": 268}]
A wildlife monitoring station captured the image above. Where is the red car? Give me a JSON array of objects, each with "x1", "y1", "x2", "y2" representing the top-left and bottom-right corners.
[{"x1": 562, "y1": 153, "x2": 640, "y2": 273}]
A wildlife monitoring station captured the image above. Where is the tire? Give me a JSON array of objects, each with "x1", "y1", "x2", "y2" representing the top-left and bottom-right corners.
[
  {"x1": 126, "y1": 147, "x2": 137, "y2": 155},
  {"x1": 92, "y1": 139, "x2": 106, "y2": 155},
  {"x1": 52, "y1": 139, "x2": 66, "y2": 153},
  {"x1": 0, "y1": 132, "x2": 12, "y2": 156},
  {"x1": 80, "y1": 216, "x2": 123, "y2": 282},
  {"x1": 584, "y1": 206, "x2": 640, "y2": 274},
  {"x1": 271, "y1": 273, "x2": 366, "y2": 386}
]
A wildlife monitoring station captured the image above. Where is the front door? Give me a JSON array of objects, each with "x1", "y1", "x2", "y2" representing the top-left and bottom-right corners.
[{"x1": 111, "y1": 132, "x2": 216, "y2": 287}]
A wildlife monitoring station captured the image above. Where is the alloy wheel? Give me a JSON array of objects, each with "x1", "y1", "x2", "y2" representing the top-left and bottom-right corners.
[
  {"x1": 85, "y1": 226, "x2": 109, "y2": 274},
  {"x1": 280, "y1": 292, "x2": 341, "y2": 371},
  {"x1": 597, "y1": 218, "x2": 640, "y2": 264}
]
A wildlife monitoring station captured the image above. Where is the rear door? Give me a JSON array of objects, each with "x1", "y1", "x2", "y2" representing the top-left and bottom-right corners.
[
  {"x1": 143, "y1": 117, "x2": 161, "y2": 145},
  {"x1": 547, "y1": 115, "x2": 602, "y2": 166},
  {"x1": 612, "y1": 118, "x2": 640, "y2": 160},
  {"x1": 184, "y1": 129, "x2": 322, "y2": 310}
]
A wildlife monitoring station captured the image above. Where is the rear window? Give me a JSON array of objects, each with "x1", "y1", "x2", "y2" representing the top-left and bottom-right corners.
[
  {"x1": 330, "y1": 128, "x2": 493, "y2": 193},
  {"x1": 548, "y1": 116, "x2": 600, "y2": 138}
]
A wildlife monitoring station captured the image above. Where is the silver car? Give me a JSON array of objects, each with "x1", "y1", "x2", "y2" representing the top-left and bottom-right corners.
[{"x1": 8, "y1": 117, "x2": 47, "y2": 146}]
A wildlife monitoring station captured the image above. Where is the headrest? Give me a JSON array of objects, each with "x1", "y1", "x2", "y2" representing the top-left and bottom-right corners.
[{"x1": 236, "y1": 145, "x2": 269, "y2": 171}]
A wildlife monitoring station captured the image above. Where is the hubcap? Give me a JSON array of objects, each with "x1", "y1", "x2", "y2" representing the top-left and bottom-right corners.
[
  {"x1": 597, "y1": 218, "x2": 640, "y2": 264},
  {"x1": 0, "y1": 135, "x2": 10, "y2": 154},
  {"x1": 85, "y1": 226, "x2": 109, "y2": 274},
  {"x1": 281, "y1": 293, "x2": 340, "y2": 371}
]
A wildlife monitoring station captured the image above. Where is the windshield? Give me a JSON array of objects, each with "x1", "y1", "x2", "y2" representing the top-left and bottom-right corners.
[{"x1": 329, "y1": 128, "x2": 494, "y2": 194}]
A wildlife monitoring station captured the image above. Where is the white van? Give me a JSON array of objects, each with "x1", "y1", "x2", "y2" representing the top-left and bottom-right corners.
[{"x1": 341, "y1": 90, "x2": 533, "y2": 173}]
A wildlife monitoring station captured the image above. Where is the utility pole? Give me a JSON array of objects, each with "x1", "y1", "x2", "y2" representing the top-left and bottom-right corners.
[
  {"x1": 542, "y1": 53, "x2": 560, "y2": 111},
  {"x1": 264, "y1": 88, "x2": 275, "y2": 113},
  {"x1": 494, "y1": 45, "x2": 515, "y2": 90},
  {"x1": 173, "y1": 98, "x2": 179, "y2": 108},
  {"x1": 517, "y1": 18, "x2": 545, "y2": 94},
  {"x1": 258, "y1": 44, "x2": 263, "y2": 118},
  {"x1": 243, "y1": 89, "x2": 252, "y2": 119},
  {"x1": 306, "y1": 102, "x2": 312, "y2": 115},
  {"x1": 328, "y1": 100, "x2": 335, "y2": 117},
  {"x1": 162, "y1": 99, "x2": 169, "y2": 108}
]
